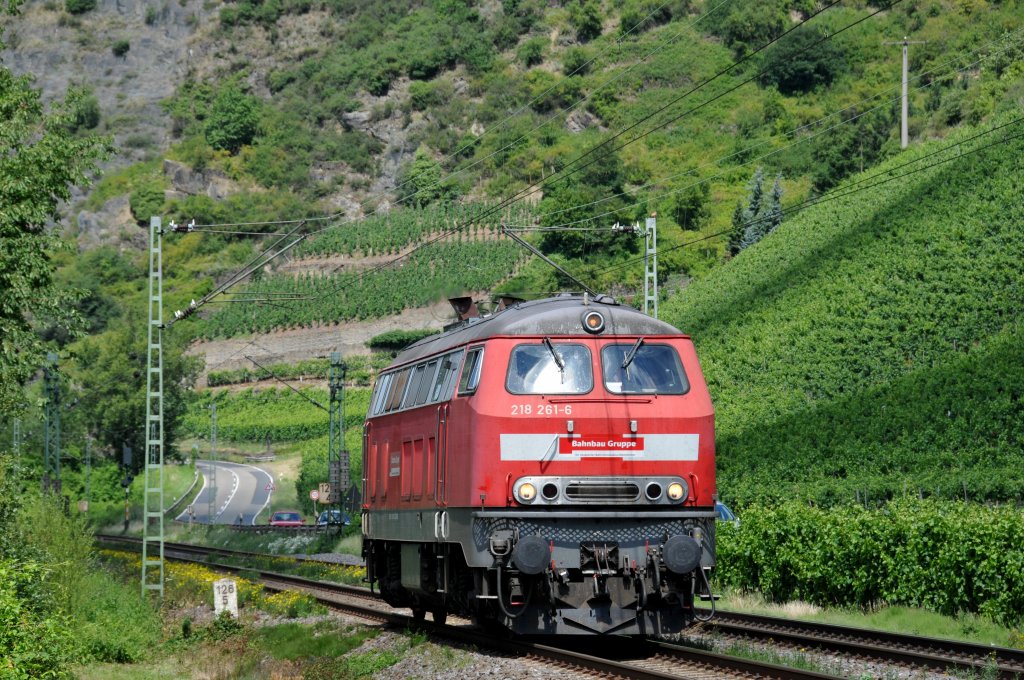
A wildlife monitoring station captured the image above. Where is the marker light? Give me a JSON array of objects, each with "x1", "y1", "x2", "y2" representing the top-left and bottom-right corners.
[
  {"x1": 667, "y1": 482, "x2": 686, "y2": 502},
  {"x1": 582, "y1": 311, "x2": 605, "y2": 334},
  {"x1": 517, "y1": 482, "x2": 537, "y2": 503}
]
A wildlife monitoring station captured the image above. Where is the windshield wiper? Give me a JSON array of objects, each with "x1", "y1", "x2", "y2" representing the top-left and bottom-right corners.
[
  {"x1": 621, "y1": 337, "x2": 645, "y2": 372},
  {"x1": 543, "y1": 337, "x2": 566, "y2": 383}
]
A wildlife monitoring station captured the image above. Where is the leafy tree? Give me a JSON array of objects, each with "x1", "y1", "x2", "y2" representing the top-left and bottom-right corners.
[
  {"x1": 0, "y1": 17, "x2": 110, "y2": 416},
  {"x1": 670, "y1": 182, "x2": 710, "y2": 231},
  {"x1": 538, "y1": 151, "x2": 637, "y2": 260},
  {"x1": 812, "y1": 105, "x2": 894, "y2": 192},
  {"x1": 707, "y1": 0, "x2": 787, "y2": 56},
  {"x1": 398, "y1": 146, "x2": 454, "y2": 207},
  {"x1": 72, "y1": 319, "x2": 199, "y2": 471},
  {"x1": 759, "y1": 28, "x2": 845, "y2": 95},
  {"x1": 570, "y1": 0, "x2": 603, "y2": 43},
  {"x1": 204, "y1": 84, "x2": 261, "y2": 153}
]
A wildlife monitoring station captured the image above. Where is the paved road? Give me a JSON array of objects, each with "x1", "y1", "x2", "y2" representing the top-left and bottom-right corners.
[{"x1": 176, "y1": 460, "x2": 274, "y2": 525}]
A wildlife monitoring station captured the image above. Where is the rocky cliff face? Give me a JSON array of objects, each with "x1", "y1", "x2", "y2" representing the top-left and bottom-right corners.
[
  {"x1": 2, "y1": 0, "x2": 214, "y2": 162},
  {"x1": 2, "y1": 0, "x2": 423, "y2": 246}
]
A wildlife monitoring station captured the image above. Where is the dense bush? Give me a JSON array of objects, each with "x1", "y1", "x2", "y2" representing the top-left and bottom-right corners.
[
  {"x1": 367, "y1": 329, "x2": 437, "y2": 353},
  {"x1": 704, "y1": 0, "x2": 788, "y2": 56},
  {"x1": 129, "y1": 182, "x2": 165, "y2": 226},
  {"x1": 64, "y1": 0, "x2": 95, "y2": 14},
  {"x1": 0, "y1": 458, "x2": 162, "y2": 676},
  {"x1": 758, "y1": 27, "x2": 844, "y2": 95},
  {"x1": 111, "y1": 39, "x2": 130, "y2": 58},
  {"x1": 717, "y1": 499, "x2": 1024, "y2": 626},
  {"x1": 205, "y1": 85, "x2": 262, "y2": 153}
]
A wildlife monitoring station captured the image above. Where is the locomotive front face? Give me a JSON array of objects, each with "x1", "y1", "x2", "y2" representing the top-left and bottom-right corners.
[{"x1": 362, "y1": 298, "x2": 717, "y2": 636}]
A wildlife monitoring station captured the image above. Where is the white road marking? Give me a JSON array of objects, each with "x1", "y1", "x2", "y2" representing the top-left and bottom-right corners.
[
  {"x1": 216, "y1": 468, "x2": 240, "y2": 520},
  {"x1": 176, "y1": 466, "x2": 211, "y2": 523}
]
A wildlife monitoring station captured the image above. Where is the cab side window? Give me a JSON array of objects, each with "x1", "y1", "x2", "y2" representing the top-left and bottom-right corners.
[{"x1": 457, "y1": 347, "x2": 484, "y2": 396}]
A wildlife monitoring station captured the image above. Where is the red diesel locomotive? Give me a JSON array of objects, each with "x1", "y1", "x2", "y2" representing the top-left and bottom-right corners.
[{"x1": 361, "y1": 293, "x2": 716, "y2": 635}]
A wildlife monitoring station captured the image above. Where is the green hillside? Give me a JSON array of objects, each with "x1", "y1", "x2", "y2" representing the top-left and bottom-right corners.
[{"x1": 662, "y1": 113, "x2": 1024, "y2": 506}]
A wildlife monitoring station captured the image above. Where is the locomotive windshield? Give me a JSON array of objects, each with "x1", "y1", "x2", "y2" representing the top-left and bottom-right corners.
[
  {"x1": 506, "y1": 343, "x2": 593, "y2": 394},
  {"x1": 601, "y1": 343, "x2": 689, "y2": 394}
]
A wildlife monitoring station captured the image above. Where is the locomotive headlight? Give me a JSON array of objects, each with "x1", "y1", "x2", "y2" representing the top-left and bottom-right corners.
[
  {"x1": 517, "y1": 482, "x2": 537, "y2": 503},
  {"x1": 667, "y1": 482, "x2": 686, "y2": 502},
  {"x1": 582, "y1": 311, "x2": 605, "y2": 334}
]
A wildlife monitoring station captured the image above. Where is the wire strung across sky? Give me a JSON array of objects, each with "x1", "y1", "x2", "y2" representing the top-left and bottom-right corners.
[
  {"x1": 253, "y1": 0, "x2": 869, "y2": 307},
  {"x1": 184, "y1": 0, "x2": 735, "y2": 232},
  {"x1": 503, "y1": 28, "x2": 1024, "y2": 230},
  {"x1": 589, "y1": 116, "x2": 1024, "y2": 281}
]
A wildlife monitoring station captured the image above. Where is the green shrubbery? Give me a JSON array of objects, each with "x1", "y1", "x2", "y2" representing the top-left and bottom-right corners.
[
  {"x1": 717, "y1": 499, "x2": 1024, "y2": 626},
  {"x1": 0, "y1": 458, "x2": 162, "y2": 677},
  {"x1": 367, "y1": 329, "x2": 436, "y2": 353}
]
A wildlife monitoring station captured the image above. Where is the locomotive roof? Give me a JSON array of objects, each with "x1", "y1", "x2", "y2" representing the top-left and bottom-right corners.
[{"x1": 392, "y1": 294, "x2": 687, "y2": 367}]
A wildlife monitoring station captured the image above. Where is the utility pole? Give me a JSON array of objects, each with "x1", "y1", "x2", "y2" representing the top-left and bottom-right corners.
[
  {"x1": 612, "y1": 215, "x2": 659, "y2": 318},
  {"x1": 12, "y1": 418, "x2": 21, "y2": 461},
  {"x1": 883, "y1": 36, "x2": 926, "y2": 149},
  {"x1": 141, "y1": 216, "x2": 165, "y2": 600},
  {"x1": 643, "y1": 215, "x2": 658, "y2": 319},
  {"x1": 328, "y1": 353, "x2": 347, "y2": 518},
  {"x1": 43, "y1": 352, "x2": 61, "y2": 493},
  {"x1": 85, "y1": 437, "x2": 91, "y2": 506},
  {"x1": 208, "y1": 402, "x2": 218, "y2": 524}
]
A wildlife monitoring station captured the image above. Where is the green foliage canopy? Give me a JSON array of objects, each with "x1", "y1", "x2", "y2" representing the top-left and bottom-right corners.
[
  {"x1": 205, "y1": 84, "x2": 262, "y2": 153},
  {"x1": 0, "y1": 60, "x2": 110, "y2": 416},
  {"x1": 759, "y1": 27, "x2": 845, "y2": 95}
]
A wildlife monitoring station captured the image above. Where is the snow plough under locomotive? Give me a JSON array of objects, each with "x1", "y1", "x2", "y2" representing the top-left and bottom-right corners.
[{"x1": 361, "y1": 293, "x2": 716, "y2": 635}]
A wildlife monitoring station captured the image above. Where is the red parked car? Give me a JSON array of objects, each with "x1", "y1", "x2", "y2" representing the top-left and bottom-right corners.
[{"x1": 269, "y1": 510, "x2": 304, "y2": 527}]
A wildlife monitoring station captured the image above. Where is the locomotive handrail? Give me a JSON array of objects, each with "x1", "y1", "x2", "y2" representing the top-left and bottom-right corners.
[
  {"x1": 362, "y1": 421, "x2": 371, "y2": 503},
  {"x1": 434, "y1": 405, "x2": 445, "y2": 505}
]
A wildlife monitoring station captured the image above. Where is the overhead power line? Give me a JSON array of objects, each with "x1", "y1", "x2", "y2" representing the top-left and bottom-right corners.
[
  {"x1": 506, "y1": 28, "x2": 1024, "y2": 229},
  {"x1": 293, "y1": 2, "x2": 870, "y2": 303},
  {"x1": 591, "y1": 116, "x2": 1024, "y2": 281}
]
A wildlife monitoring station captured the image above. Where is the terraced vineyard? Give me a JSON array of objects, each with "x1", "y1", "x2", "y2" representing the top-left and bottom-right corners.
[{"x1": 197, "y1": 203, "x2": 530, "y2": 339}]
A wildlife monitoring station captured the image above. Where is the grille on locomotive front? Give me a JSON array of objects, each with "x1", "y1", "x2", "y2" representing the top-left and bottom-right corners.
[{"x1": 564, "y1": 481, "x2": 639, "y2": 502}]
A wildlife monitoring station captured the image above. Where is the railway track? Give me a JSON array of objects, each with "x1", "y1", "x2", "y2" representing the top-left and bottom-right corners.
[
  {"x1": 97, "y1": 535, "x2": 1024, "y2": 679},
  {"x1": 96, "y1": 534, "x2": 838, "y2": 679},
  {"x1": 699, "y1": 610, "x2": 1024, "y2": 679},
  {"x1": 94, "y1": 533, "x2": 348, "y2": 565}
]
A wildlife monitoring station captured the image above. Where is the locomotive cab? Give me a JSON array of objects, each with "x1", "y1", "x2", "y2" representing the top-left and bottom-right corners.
[{"x1": 362, "y1": 295, "x2": 716, "y2": 636}]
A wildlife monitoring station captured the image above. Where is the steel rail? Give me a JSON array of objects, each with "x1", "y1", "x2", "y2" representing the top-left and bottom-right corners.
[
  {"x1": 102, "y1": 536, "x2": 1022, "y2": 677},
  {"x1": 98, "y1": 535, "x2": 839, "y2": 679},
  {"x1": 700, "y1": 610, "x2": 1024, "y2": 679},
  {"x1": 94, "y1": 533, "x2": 351, "y2": 566}
]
